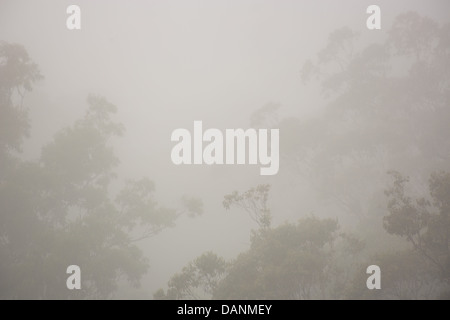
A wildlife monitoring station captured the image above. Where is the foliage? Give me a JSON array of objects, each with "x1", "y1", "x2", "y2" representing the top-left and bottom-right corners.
[
  {"x1": 282, "y1": 12, "x2": 450, "y2": 219},
  {"x1": 214, "y1": 217, "x2": 339, "y2": 299},
  {"x1": 384, "y1": 171, "x2": 450, "y2": 280},
  {"x1": 223, "y1": 184, "x2": 271, "y2": 229},
  {"x1": 154, "y1": 252, "x2": 226, "y2": 300},
  {"x1": 0, "y1": 42, "x2": 199, "y2": 299}
]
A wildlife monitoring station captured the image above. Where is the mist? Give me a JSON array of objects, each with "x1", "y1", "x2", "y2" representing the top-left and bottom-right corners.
[{"x1": 1, "y1": 0, "x2": 450, "y2": 299}]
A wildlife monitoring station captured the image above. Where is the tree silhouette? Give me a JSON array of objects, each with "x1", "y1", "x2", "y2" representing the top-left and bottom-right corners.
[
  {"x1": 282, "y1": 12, "x2": 450, "y2": 220},
  {"x1": 0, "y1": 42, "x2": 199, "y2": 299},
  {"x1": 384, "y1": 171, "x2": 450, "y2": 280}
]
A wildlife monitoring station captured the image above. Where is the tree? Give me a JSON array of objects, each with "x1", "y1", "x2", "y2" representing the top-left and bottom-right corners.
[
  {"x1": 157, "y1": 216, "x2": 359, "y2": 300},
  {"x1": 345, "y1": 250, "x2": 440, "y2": 300},
  {"x1": 213, "y1": 217, "x2": 340, "y2": 300},
  {"x1": 0, "y1": 42, "x2": 43, "y2": 297},
  {"x1": 223, "y1": 184, "x2": 272, "y2": 229},
  {"x1": 270, "y1": 10, "x2": 450, "y2": 301},
  {"x1": 344, "y1": 170, "x2": 450, "y2": 300},
  {"x1": 157, "y1": 12, "x2": 450, "y2": 300},
  {"x1": 0, "y1": 42, "x2": 200, "y2": 299},
  {"x1": 154, "y1": 252, "x2": 226, "y2": 300},
  {"x1": 0, "y1": 41, "x2": 42, "y2": 175},
  {"x1": 157, "y1": 185, "x2": 365, "y2": 300},
  {"x1": 280, "y1": 12, "x2": 450, "y2": 220},
  {"x1": 384, "y1": 171, "x2": 450, "y2": 281}
]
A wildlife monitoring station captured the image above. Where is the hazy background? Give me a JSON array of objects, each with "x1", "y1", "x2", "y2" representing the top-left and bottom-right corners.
[{"x1": 1, "y1": 0, "x2": 450, "y2": 299}]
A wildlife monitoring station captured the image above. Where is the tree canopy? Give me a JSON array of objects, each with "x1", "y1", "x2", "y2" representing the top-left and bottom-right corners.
[{"x1": 0, "y1": 42, "x2": 200, "y2": 299}]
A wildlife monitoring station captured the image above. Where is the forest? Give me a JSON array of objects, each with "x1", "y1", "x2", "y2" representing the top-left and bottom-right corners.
[{"x1": 1, "y1": 5, "x2": 449, "y2": 300}]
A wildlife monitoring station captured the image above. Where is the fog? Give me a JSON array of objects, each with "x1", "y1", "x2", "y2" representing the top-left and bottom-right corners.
[{"x1": 1, "y1": 0, "x2": 450, "y2": 299}]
